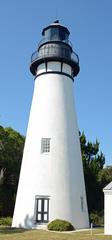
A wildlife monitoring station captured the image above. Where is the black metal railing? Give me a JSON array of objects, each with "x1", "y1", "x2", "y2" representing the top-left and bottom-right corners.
[{"x1": 31, "y1": 45, "x2": 79, "y2": 65}]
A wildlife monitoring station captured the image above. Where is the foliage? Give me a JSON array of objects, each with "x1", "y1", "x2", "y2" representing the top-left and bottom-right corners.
[
  {"x1": 90, "y1": 211, "x2": 104, "y2": 226},
  {"x1": 98, "y1": 166, "x2": 112, "y2": 187},
  {"x1": 0, "y1": 126, "x2": 25, "y2": 216},
  {"x1": 48, "y1": 219, "x2": 74, "y2": 231},
  {"x1": 79, "y1": 131, "x2": 105, "y2": 214},
  {"x1": 0, "y1": 217, "x2": 12, "y2": 226}
]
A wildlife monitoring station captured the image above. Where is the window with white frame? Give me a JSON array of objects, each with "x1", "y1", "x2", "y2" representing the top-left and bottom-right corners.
[{"x1": 41, "y1": 138, "x2": 51, "y2": 153}]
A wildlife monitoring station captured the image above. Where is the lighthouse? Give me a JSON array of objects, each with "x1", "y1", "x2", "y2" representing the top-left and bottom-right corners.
[{"x1": 12, "y1": 20, "x2": 89, "y2": 229}]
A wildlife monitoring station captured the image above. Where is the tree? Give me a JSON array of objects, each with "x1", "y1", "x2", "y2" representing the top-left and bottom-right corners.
[
  {"x1": 98, "y1": 166, "x2": 112, "y2": 186},
  {"x1": 79, "y1": 131, "x2": 105, "y2": 214},
  {"x1": 0, "y1": 126, "x2": 25, "y2": 216}
]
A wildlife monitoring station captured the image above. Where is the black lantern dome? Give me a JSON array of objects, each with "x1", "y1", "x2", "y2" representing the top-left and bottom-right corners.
[{"x1": 30, "y1": 20, "x2": 80, "y2": 77}]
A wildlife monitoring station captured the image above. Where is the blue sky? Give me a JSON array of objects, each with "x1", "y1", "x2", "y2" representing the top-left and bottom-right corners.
[{"x1": 0, "y1": 0, "x2": 112, "y2": 165}]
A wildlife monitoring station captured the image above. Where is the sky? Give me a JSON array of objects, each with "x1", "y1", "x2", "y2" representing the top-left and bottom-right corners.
[{"x1": 0, "y1": 0, "x2": 112, "y2": 165}]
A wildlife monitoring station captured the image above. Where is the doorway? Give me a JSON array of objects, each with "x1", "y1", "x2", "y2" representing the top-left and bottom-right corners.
[{"x1": 35, "y1": 197, "x2": 49, "y2": 223}]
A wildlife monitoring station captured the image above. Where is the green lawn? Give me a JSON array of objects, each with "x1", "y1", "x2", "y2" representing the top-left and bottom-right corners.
[{"x1": 0, "y1": 227, "x2": 111, "y2": 240}]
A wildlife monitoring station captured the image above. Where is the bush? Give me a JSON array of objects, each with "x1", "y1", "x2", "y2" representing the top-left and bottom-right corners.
[
  {"x1": 48, "y1": 219, "x2": 74, "y2": 231},
  {"x1": 90, "y1": 211, "x2": 104, "y2": 226},
  {"x1": 0, "y1": 217, "x2": 12, "y2": 226}
]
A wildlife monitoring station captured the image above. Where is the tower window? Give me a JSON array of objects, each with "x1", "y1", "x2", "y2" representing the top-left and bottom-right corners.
[
  {"x1": 80, "y1": 196, "x2": 84, "y2": 211},
  {"x1": 41, "y1": 138, "x2": 51, "y2": 153}
]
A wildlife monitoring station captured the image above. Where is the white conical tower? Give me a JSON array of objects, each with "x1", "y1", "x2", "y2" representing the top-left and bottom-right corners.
[{"x1": 12, "y1": 20, "x2": 89, "y2": 229}]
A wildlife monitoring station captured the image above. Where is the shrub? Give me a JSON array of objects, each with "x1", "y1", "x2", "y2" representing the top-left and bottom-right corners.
[
  {"x1": 48, "y1": 219, "x2": 74, "y2": 231},
  {"x1": 0, "y1": 217, "x2": 12, "y2": 226},
  {"x1": 90, "y1": 211, "x2": 104, "y2": 226}
]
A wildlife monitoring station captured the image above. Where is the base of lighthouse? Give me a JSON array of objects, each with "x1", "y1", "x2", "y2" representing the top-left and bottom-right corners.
[{"x1": 12, "y1": 63, "x2": 89, "y2": 230}]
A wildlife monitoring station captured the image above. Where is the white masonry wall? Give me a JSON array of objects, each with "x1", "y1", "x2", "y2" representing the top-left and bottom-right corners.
[
  {"x1": 104, "y1": 191, "x2": 112, "y2": 235},
  {"x1": 12, "y1": 61, "x2": 89, "y2": 229}
]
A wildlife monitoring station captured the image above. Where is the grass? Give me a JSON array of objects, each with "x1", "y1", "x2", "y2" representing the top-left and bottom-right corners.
[{"x1": 0, "y1": 227, "x2": 111, "y2": 240}]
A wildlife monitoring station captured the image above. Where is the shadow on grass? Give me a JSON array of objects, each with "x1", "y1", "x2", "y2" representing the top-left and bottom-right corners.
[
  {"x1": 0, "y1": 214, "x2": 36, "y2": 234},
  {"x1": 0, "y1": 227, "x2": 30, "y2": 234}
]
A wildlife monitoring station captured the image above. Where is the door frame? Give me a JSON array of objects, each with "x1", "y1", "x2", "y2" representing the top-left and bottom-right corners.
[{"x1": 34, "y1": 195, "x2": 50, "y2": 223}]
